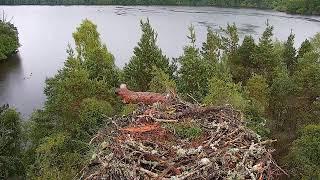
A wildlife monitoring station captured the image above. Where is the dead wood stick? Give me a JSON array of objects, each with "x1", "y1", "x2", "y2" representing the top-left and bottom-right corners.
[
  {"x1": 153, "y1": 118, "x2": 178, "y2": 123},
  {"x1": 116, "y1": 84, "x2": 172, "y2": 105},
  {"x1": 139, "y1": 167, "x2": 159, "y2": 178}
]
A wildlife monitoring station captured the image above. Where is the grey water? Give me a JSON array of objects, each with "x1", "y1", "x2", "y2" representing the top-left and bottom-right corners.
[{"x1": 1, "y1": 6, "x2": 320, "y2": 118}]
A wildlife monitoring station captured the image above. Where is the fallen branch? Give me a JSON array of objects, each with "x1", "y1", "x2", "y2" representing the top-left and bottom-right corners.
[{"x1": 116, "y1": 84, "x2": 172, "y2": 105}]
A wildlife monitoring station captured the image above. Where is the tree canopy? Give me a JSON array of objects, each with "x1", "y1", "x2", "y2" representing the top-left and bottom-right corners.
[{"x1": 26, "y1": 19, "x2": 120, "y2": 179}]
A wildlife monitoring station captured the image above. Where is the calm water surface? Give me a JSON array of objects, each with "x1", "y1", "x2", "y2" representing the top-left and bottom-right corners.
[{"x1": 1, "y1": 6, "x2": 320, "y2": 118}]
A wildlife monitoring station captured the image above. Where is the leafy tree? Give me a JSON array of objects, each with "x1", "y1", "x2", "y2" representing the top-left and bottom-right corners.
[
  {"x1": 0, "y1": 13, "x2": 19, "y2": 61},
  {"x1": 245, "y1": 75, "x2": 270, "y2": 136},
  {"x1": 0, "y1": 105, "x2": 25, "y2": 179},
  {"x1": 204, "y1": 75, "x2": 247, "y2": 112},
  {"x1": 27, "y1": 19, "x2": 119, "y2": 179},
  {"x1": 286, "y1": 124, "x2": 320, "y2": 179},
  {"x1": 73, "y1": 20, "x2": 119, "y2": 85},
  {"x1": 149, "y1": 66, "x2": 176, "y2": 93},
  {"x1": 269, "y1": 70, "x2": 297, "y2": 130},
  {"x1": 246, "y1": 74, "x2": 270, "y2": 114},
  {"x1": 123, "y1": 19, "x2": 170, "y2": 91}
]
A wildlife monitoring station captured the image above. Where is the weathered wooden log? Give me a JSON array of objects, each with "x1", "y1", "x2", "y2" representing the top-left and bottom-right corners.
[{"x1": 115, "y1": 84, "x2": 171, "y2": 105}]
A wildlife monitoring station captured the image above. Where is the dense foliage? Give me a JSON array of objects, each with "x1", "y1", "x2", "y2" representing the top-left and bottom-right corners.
[
  {"x1": 123, "y1": 19, "x2": 171, "y2": 91},
  {"x1": 286, "y1": 125, "x2": 320, "y2": 179},
  {"x1": 25, "y1": 19, "x2": 120, "y2": 179},
  {"x1": 2, "y1": 0, "x2": 320, "y2": 15},
  {"x1": 0, "y1": 105, "x2": 25, "y2": 179},
  {"x1": 0, "y1": 18, "x2": 319, "y2": 179},
  {"x1": 0, "y1": 15, "x2": 19, "y2": 61}
]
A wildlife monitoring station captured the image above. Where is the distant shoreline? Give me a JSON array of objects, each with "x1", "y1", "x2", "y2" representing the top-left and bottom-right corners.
[
  {"x1": 0, "y1": 4, "x2": 320, "y2": 16},
  {"x1": 0, "y1": 4, "x2": 314, "y2": 16}
]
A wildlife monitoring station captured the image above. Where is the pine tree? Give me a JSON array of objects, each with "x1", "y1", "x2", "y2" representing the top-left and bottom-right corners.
[
  {"x1": 297, "y1": 39, "x2": 312, "y2": 59},
  {"x1": 123, "y1": 19, "x2": 170, "y2": 91},
  {"x1": 201, "y1": 27, "x2": 221, "y2": 77},
  {"x1": 252, "y1": 22, "x2": 279, "y2": 82},
  {"x1": 232, "y1": 35, "x2": 257, "y2": 84},
  {"x1": 220, "y1": 23, "x2": 239, "y2": 54},
  {"x1": 283, "y1": 32, "x2": 297, "y2": 75},
  {"x1": 177, "y1": 25, "x2": 208, "y2": 102}
]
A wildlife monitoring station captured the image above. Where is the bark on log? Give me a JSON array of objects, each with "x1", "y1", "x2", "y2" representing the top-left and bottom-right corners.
[{"x1": 116, "y1": 84, "x2": 171, "y2": 105}]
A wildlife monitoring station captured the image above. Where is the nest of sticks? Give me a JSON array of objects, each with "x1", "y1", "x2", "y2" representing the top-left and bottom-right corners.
[{"x1": 79, "y1": 101, "x2": 285, "y2": 179}]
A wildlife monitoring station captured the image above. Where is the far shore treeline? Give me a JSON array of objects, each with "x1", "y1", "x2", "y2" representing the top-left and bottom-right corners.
[
  {"x1": 0, "y1": 17, "x2": 320, "y2": 179},
  {"x1": 1, "y1": 0, "x2": 320, "y2": 15}
]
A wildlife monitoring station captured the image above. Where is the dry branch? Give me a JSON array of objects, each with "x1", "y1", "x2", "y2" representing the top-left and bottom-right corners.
[{"x1": 116, "y1": 84, "x2": 172, "y2": 105}]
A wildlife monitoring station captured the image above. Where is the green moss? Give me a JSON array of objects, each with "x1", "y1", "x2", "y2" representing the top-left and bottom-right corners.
[{"x1": 166, "y1": 122, "x2": 203, "y2": 140}]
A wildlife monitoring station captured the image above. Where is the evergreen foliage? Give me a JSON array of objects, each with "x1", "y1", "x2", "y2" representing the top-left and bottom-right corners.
[
  {"x1": 177, "y1": 25, "x2": 208, "y2": 102},
  {"x1": 297, "y1": 39, "x2": 312, "y2": 59},
  {"x1": 123, "y1": 19, "x2": 170, "y2": 91},
  {"x1": 283, "y1": 32, "x2": 297, "y2": 75}
]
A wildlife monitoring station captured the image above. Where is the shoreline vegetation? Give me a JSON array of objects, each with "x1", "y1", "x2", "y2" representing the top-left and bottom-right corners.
[
  {"x1": 1, "y1": 0, "x2": 320, "y2": 15},
  {"x1": 0, "y1": 12, "x2": 19, "y2": 61}
]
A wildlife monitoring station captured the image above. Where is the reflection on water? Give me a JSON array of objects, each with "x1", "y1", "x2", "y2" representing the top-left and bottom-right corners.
[
  {"x1": 0, "y1": 6, "x2": 320, "y2": 118},
  {"x1": 0, "y1": 53, "x2": 24, "y2": 107}
]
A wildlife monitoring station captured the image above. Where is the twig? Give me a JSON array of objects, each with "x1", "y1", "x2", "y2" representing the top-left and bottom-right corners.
[
  {"x1": 153, "y1": 118, "x2": 178, "y2": 123},
  {"x1": 187, "y1": 93, "x2": 201, "y2": 106},
  {"x1": 139, "y1": 167, "x2": 159, "y2": 178}
]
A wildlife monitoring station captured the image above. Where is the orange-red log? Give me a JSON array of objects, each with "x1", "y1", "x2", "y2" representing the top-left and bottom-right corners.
[{"x1": 116, "y1": 84, "x2": 170, "y2": 105}]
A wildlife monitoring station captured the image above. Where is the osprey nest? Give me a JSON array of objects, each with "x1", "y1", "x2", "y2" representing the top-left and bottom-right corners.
[{"x1": 79, "y1": 85, "x2": 285, "y2": 180}]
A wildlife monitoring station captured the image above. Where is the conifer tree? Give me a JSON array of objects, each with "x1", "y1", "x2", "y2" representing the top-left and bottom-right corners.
[
  {"x1": 232, "y1": 35, "x2": 257, "y2": 84},
  {"x1": 297, "y1": 39, "x2": 312, "y2": 59},
  {"x1": 201, "y1": 27, "x2": 221, "y2": 77},
  {"x1": 253, "y1": 22, "x2": 280, "y2": 82},
  {"x1": 220, "y1": 23, "x2": 239, "y2": 54},
  {"x1": 283, "y1": 32, "x2": 297, "y2": 75},
  {"x1": 123, "y1": 19, "x2": 170, "y2": 91},
  {"x1": 177, "y1": 25, "x2": 208, "y2": 102}
]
